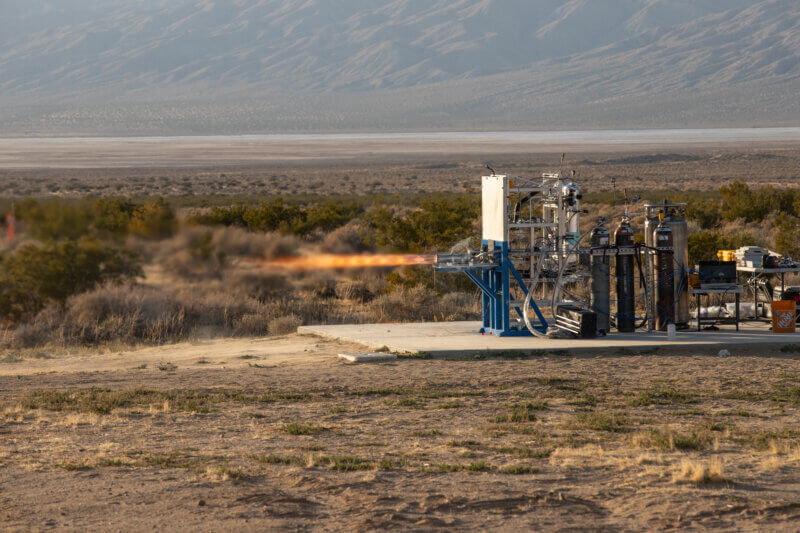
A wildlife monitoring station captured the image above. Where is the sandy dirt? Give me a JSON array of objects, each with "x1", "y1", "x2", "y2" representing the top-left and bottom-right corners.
[
  {"x1": 3, "y1": 334, "x2": 800, "y2": 530},
  {"x1": 0, "y1": 336, "x2": 360, "y2": 377},
  {"x1": 2, "y1": 132, "x2": 800, "y2": 169},
  {"x1": 3, "y1": 147, "x2": 800, "y2": 200}
]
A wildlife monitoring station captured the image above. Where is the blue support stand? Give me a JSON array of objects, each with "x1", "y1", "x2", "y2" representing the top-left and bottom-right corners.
[{"x1": 451, "y1": 241, "x2": 548, "y2": 336}]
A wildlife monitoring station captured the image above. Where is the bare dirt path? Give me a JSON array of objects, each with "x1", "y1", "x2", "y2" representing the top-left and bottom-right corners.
[{"x1": 0, "y1": 335, "x2": 365, "y2": 377}]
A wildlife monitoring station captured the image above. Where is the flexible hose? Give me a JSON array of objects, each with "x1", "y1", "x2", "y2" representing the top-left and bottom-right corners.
[
  {"x1": 522, "y1": 246, "x2": 548, "y2": 337},
  {"x1": 522, "y1": 225, "x2": 597, "y2": 336}
]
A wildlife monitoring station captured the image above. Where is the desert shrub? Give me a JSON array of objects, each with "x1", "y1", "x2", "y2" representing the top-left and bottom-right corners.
[
  {"x1": 189, "y1": 198, "x2": 362, "y2": 237},
  {"x1": 129, "y1": 198, "x2": 176, "y2": 239},
  {"x1": 0, "y1": 239, "x2": 142, "y2": 323},
  {"x1": 7, "y1": 284, "x2": 185, "y2": 347},
  {"x1": 366, "y1": 195, "x2": 479, "y2": 253},
  {"x1": 161, "y1": 229, "x2": 226, "y2": 280},
  {"x1": 190, "y1": 204, "x2": 250, "y2": 227},
  {"x1": 14, "y1": 199, "x2": 93, "y2": 241},
  {"x1": 439, "y1": 292, "x2": 478, "y2": 321},
  {"x1": 269, "y1": 315, "x2": 301, "y2": 335},
  {"x1": 293, "y1": 201, "x2": 363, "y2": 235},
  {"x1": 369, "y1": 286, "x2": 441, "y2": 322},
  {"x1": 67, "y1": 283, "x2": 171, "y2": 324},
  {"x1": 296, "y1": 272, "x2": 338, "y2": 298},
  {"x1": 320, "y1": 224, "x2": 374, "y2": 253},
  {"x1": 234, "y1": 313, "x2": 270, "y2": 336},
  {"x1": 385, "y1": 265, "x2": 477, "y2": 294},
  {"x1": 242, "y1": 199, "x2": 304, "y2": 233},
  {"x1": 143, "y1": 227, "x2": 300, "y2": 281},
  {"x1": 773, "y1": 214, "x2": 800, "y2": 259},
  {"x1": 685, "y1": 198, "x2": 721, "y2": 229},
  {"x1": 337, "y1": 281, "x2": 374, "y2": 303},
  {"x1": 177, "y1": 288, "x2": 258, "y2": 329},
  {"x1": 210, "y1": 227, "x2": 299, "y2": 258},
  {"x1": 719, "y1": 181, "x2": 799, "y2": 223},
  {"x1": 11, "y1": 321, "x2": 53, "y2": 348},
  {"x1": 93, "y1": 198, "x2": 137, "y2": 237},
  {"x1": 225, "y1": 271, "x2": 290, "y2": 301},
  {"x1": 687, "y1": 230, "x2": 757, "y2": 264},
  {"x1": 62, "y1": 284, "x2": 185, "y2": 345},
  {"x1": 12, "y1": 197, "x2": 177, "y2": 241}
]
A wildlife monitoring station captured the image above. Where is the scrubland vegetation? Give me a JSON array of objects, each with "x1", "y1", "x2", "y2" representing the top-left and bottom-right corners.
[
  {"x1": 1, "y1": 178, "x2": 800, "y2": 350},
  {"x1": 0, "y1": 193, "x2": 481, "y2": 350}
]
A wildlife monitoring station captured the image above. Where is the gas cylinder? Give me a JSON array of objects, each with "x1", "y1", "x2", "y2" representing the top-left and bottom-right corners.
[
  {"x1": 645, "y1": 203, "x2": 689, "y2": 328},
  {"x1": 654, "y1": 222, "x2": 675, "y2": 331},
  {"x1": 614, "y1": 216, "x2": 636, "y2": 332},
  {"x1": 590, "y1": 222, "x2": 611, "y2": 334}
]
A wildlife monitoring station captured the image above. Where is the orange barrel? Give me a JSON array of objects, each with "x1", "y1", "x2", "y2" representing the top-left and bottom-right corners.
[{"x1": 771, "y1": 300, "x2": 796, "y2": 333}]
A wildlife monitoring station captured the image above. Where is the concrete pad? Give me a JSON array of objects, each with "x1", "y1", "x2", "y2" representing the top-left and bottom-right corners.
[
  {"x1": 299, "y1": 321, "x2": 800, "y2": 357},
  {"x1": 338, "y1": 352, "x2": 398, "y2": 363}
]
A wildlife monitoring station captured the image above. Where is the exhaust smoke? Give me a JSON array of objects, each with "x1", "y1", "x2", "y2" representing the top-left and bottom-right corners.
[{"x1": 260, "y1": 253, "x2": 435, "y2": 271}]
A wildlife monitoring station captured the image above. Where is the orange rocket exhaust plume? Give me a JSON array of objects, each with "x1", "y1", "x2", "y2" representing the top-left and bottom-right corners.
[{"x1": 261, "y1": 253, "x2": 435, "y2": 270}]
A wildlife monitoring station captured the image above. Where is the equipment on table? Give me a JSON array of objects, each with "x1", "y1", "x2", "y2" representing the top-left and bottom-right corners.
[
  {"x1": 698, "y1": 261, "x2": 737, "y2": 289},
  {"x1": 735, "y1": 246, "x2": 769, "y2": 268},
  {"x1": 717, "y1": 250, "x2": 735, "y2": 262}
]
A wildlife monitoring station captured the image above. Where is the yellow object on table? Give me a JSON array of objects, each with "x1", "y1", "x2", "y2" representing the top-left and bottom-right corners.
[{"x1": 717, "y1": 250, "x2": 735, "y2": 262}]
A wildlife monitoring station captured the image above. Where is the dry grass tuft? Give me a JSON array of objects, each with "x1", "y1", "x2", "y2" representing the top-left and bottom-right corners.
[
  {"x1": 269, "y1": 315, "x2": 301, "y2": 335},
  {"x1": 672, "y1": 458, "x2": 727, "y2": 484},
  {"x1": 550, "y1": 445, "x2": 605, "y2": 467}
]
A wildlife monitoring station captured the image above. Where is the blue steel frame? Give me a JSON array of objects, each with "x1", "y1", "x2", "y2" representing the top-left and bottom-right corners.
[{"x1": 464, "y1": 241, "x2": 548, "y2": 336}]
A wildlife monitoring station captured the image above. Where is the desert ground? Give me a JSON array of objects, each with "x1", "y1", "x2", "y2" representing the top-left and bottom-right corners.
[
  {"x1": 3, "y1": 336, "x2": 800, "y2": 530},
  {"x1": 2, "y1": 148, "x2": 800, "y2": 200},
  {"x1": 3, "y1": 139, "x2": 800, "y2": 530}
]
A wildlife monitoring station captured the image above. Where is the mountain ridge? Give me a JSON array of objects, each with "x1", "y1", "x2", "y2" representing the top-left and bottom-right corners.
[{"x1": 1, "y1": 0, "x2": 798, "y2": 134}]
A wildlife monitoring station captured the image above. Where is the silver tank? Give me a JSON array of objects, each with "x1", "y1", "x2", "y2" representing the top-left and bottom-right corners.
[{"x1": 645, "y1": 203, "x2": 689, "y2": 328}]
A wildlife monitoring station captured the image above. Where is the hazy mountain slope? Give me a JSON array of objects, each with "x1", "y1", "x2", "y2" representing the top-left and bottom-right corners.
[{"x1": 0, "y1": 0, "x2": 798, "y2": 134}]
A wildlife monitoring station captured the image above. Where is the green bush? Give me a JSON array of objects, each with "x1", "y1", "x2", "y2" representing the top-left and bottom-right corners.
[
  {"x1": 295, "y1": 201, "x2": 363, "y2": 234},
  {"x1": 719, "y1": 181, "x2": 799, "y2": 222},
  {"x1": 11, "y1": 197, "x2": 176, "y2": 241},
  {"x1": 129, "y1": 198, "x2": 176, "y2": 239},
  {"x1": 366, "y1": 195, "x2": 479, "y2": 253},
  {"x1": 685, "y1": 198, "x2": 721, "y2": 229},
  {"x1": 14, "y1": 199, "x2": 93, "y2": 241},
  {"x1": 242, "y1": 199, "x2": 304, "y2": 232},
  {"x1": 0, "y1": 239, "x2": 142, "y2": 323},
  {"x1": 189, "y1": 198, "x2": 363, "y2": 237},
  {"x1": 687, "y1": 230, "x2": 757, "y2": 264},
  {"x1": 189, "y1": 205, "x2": 250, "y2": 227},
  {"x1": 774, "y1": 214, "x2": 800, "y2": 259},
  {"x1": 93, "y1": 198, "x2": 137, "y2": 237}
]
